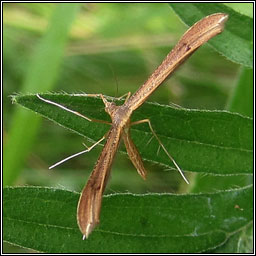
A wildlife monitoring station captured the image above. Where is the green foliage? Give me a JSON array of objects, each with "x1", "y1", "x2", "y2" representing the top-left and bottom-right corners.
[
  {"x1": 13, "y1": 93, "x2": 252, "y2": 176},
  {"x1": 7, "y1": 92, "x2": 252, "y2": 252},
  {"x1": 3, "y1": 186, "x2": 252, "y2": 253}
]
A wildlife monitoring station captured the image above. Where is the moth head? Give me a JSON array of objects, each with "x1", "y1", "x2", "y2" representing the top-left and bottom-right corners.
[{"x1": 101, "y1": 96, "x2": 117, "y2": 117}]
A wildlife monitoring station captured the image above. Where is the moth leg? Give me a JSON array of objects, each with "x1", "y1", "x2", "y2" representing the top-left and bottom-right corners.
[
  {"x1": 131, "y1": 119, "x2": 189, "y2": 184},
  {"x1": 49, "y1": 135, "x2": 106, "y2": 169},
  {"x1": 36, "y1": 94, "x2": 111, "y2": 125}
]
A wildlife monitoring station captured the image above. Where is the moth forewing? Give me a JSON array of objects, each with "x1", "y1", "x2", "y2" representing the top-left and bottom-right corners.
[
  {"x1": 125, "y1": 13, "x2": 228, "y2": 112},
  {"x1": 77, "y1": 126, "x2": 122, "y2": 239}
]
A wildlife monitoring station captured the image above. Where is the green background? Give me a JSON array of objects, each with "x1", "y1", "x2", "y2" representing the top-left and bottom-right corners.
[{"x1": 3, "y1": 3, "x2": 253, "y2": 253}]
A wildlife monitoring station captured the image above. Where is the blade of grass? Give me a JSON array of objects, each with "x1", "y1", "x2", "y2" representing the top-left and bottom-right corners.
[
  {"x1": 3, "y1": 4, "x2": 81, "y2": 186},
  {"x1": 226, "y1": 67, "x2": 253, "y2": 118}
]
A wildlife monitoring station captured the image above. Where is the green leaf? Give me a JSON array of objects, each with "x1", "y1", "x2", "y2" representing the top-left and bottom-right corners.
[
  {"x1": 3, "y1": 4, "x2": 81, "y2": 186},
  {"x1": 3, "y1": 186, "x2": 252, "y2": 253},
  {"x1": 210, "y1": 225, "x2": 253, "y2": 253},
  {"x1": 13, "y1": 93, "x2": 252, "y2": 176},
  {"x1": 169, "y1": 3, "x2": 253, "y2": 67}
]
